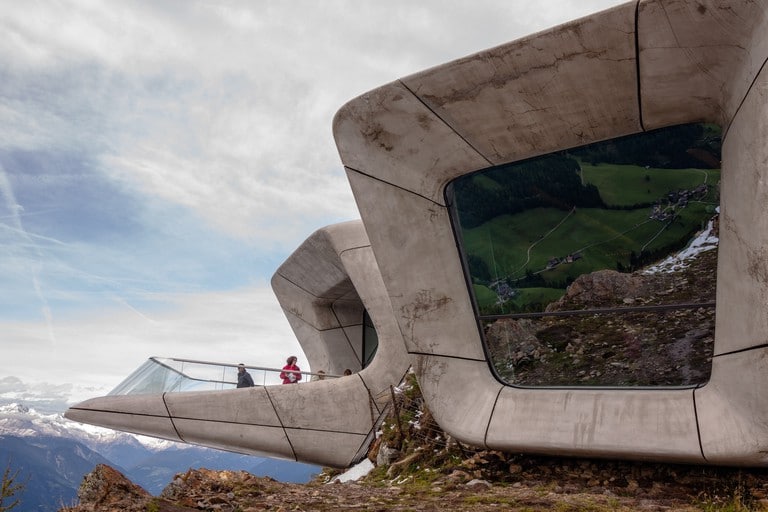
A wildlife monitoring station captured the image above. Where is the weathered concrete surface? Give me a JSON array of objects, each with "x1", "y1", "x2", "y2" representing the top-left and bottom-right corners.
[{"x1": 332, "y1": 0, "x2": 768, "y2": 465}]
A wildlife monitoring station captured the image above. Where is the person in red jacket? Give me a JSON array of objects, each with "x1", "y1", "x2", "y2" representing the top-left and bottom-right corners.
[{"x1": 280, "y1": 356, "x2": 301, "y2": 384}]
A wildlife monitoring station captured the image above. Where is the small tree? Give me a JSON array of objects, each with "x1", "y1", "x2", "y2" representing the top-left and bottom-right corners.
[{"x1": 0, "y1": 461, "x2": 24, "y2": 512}]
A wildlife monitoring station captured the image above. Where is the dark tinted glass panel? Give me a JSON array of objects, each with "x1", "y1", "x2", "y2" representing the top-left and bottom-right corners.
[
  {"x1": 449, "y1": 123, "x2": 721, "y2": 387},
  {"x1": 362, "y1": 309, "x2": 378, "y2": 368}
]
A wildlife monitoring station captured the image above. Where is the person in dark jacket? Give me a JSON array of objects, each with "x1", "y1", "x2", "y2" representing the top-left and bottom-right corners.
[{"x1": 237, "y1": 364, "x2": 254, "y2": 388}]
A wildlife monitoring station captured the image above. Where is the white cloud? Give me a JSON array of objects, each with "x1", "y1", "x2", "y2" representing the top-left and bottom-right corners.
[
  {"x1": 0, "y1": 285, "x2": 302, "y2": 402},
  {"x1": 0, "y1": 0, "x2": 627, "y2": 246},
  {"x1": 0, "y1": 376, "x2": 116, "y2": 413},
  {"x1": 0, "y1": 0, "x2": 628, "y2": 403}
]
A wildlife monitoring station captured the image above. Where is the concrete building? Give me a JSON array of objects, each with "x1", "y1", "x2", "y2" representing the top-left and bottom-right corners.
[
  {"x1": 67, "y1": 221, "x2": 411, "y2": 467},
  {"x1": 68, "y1": 0, "x2": 768, "y2": 467}
]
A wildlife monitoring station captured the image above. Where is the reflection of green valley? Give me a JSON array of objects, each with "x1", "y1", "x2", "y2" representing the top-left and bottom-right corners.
[
  {"x1": 581, "y1": 164, "x2": 719, "y2": 206},
  {"x1": 454, "y1": 124, "x2": 721, "y2": 315}
]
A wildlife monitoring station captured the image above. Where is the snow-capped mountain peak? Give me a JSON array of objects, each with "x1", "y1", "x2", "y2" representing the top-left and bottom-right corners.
[{"x1": 0, "y1": 401, "x2": 178, "y2": 452}]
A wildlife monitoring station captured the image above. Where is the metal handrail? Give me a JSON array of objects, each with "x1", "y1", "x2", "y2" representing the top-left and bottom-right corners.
[
  {"x1": 149, "y1": 356, "x2": 341, "y2": 380},
  {"x1": 108, "y1": 356, "x2": 341, "y2": 396}
]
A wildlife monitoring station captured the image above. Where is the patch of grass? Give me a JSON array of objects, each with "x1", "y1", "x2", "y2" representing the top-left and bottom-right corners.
[
  {"x1": 695, "y1": 479, "x2": 759, "y2": 512},
  {"x1": 473, "y1": 283, "x2": 498, "y2": 310},
  {"x1": 462, "y1": 495, "x2": 520, "y2": 506},
  {"x1": 697, "y1": 494, "x2": 754, "y2": 512},
  {"x1": 362, "y1": 465, "x2": 392, "y2": 487},
  {"x1": 509, "y1": 288, "x2": 566, "y2": 310},
  {"x1": 550, "y1": 500, "x2": 621, "y2": 512},
  {"x1": 581, "y1": 163, "x2": 718, "y2": 206}
]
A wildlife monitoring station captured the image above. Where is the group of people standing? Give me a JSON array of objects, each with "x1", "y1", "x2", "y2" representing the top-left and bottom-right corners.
[
  {"x1": 236, "y1": 356, "x2": 303, "y2": 388},
  {"x1": 236, "y1": 357, "x2": 354, "y2": 388}
]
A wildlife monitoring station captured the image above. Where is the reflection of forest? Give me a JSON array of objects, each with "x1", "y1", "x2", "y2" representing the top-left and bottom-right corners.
[
  {"x1": 454, "y1": 153, "x2": 604, "y2": 230},
  {"x1": 453, "y1": 123, "x2": 721, "y2": 315}
]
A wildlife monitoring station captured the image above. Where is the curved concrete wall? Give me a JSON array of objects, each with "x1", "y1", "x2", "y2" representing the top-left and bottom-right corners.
[
  {"x1": 67, "y1": 0, "x2": 768, "y2": 468},
  {"x1": 332, "y1": 0, "x2": 768, "y2": 465},
  {"x1": 270, "y1": 222, "x2": 366, "y2": 375},
  {"x1": 67, "y1": 220, "x2": 411, "y2": 467}
]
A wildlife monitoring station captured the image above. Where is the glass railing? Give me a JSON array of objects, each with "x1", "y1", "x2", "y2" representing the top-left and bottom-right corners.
[{"x1": 107, "y1": 357, "x2": 338, "y2": 396}]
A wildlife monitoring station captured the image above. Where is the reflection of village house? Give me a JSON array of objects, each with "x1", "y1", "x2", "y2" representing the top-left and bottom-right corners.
[
  {"x1": 650, "y1": 184, "x2": 710, "y2": 222},
  {"x1": 546, "y1": 251, "x2": 582, "y2": 269},
  {"x1": 565, "y1": 252, "x2": 582, "y2": 263},
  {"x1": 492, "y1": 280, "x2": 517, "y2": 302}
]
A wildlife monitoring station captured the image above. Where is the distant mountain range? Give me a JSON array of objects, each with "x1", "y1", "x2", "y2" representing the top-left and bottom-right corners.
[{"x1": 0, "y1": 403, "x2": 320, "y2": 512}]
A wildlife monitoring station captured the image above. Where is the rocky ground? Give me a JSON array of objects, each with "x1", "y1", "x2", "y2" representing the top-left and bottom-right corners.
[
  {"x1": 60, "y1": 367, "x2": 768, "y2": 512},
  {"x1": 61, "y1": 375, "x2": 768, "y2": 512},
  {"x1": 60, "y1": 358, "x2": 768, "y2": 512},
  {"x1": 61, "y1": 455, "x2": 768, "y2": 512},
  {"x1": 486, "y1": 248, "x2": 718, "y2": 387}
]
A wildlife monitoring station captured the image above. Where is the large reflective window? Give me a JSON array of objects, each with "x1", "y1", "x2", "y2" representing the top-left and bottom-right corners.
[{"x1": 448, "y1": 123, "x2": 721, "y2": 387}]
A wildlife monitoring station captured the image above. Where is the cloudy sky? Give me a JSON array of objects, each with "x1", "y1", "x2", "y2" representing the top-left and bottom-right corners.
[{"x1": 0, "y1": 0, "x2": 626, "y2": 409}]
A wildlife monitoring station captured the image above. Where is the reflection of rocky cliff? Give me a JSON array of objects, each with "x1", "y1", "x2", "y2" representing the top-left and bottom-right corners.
[{"x1": 485, "y1": 248, "x2": 717, "y2": 387}]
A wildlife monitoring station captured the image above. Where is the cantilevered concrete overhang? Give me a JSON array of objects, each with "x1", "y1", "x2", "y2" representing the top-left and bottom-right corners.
[
  {"x1": 66, "y1": 220, "x2": 410, "y2": 467},
  {"x1": 333, "y1": 0, "x2": 768, "y2": 465}
]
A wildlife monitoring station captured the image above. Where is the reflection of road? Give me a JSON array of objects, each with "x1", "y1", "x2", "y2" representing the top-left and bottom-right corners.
[
  {"x1": 641, "y1": 222, "x2": 670, "y2": 252},
  {"x1": 510, "y1": 216, "x2": 655, "y2": 280},
  {"x1": 506, "y1": 171, "x2": 716, "y2": 281},
  {"x1": 693, "y1": 168, "x2": 709, "y2": 184},
  {"x1": 574, "y1": 219, "x2": 653, "y2": 255},
  {"x1": 510, "y1": 207, "x2": 575, "y2": 277}
]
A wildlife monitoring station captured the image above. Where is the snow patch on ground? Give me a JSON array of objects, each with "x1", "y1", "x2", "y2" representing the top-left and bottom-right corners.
[
  {"x1": 643, "y1": 217, "x2": 718, "y2": 274},
  {"x1": 331, "y1": 458, "x2": 374, "y2": 483}
]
